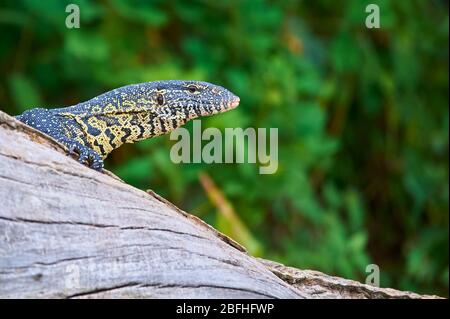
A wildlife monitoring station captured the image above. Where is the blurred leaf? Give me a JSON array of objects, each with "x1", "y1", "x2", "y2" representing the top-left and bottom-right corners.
[
  {"x1": 109, "y1": 0, "x2": 168, "y2": 26},
  {"x1": 8, "y1": 74, "x2": 42, "y2": 111}
]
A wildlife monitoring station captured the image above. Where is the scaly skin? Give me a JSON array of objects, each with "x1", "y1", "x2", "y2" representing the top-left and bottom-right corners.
[{"x1": 15, "y1": 80, "x2": 240, "y2": 170}]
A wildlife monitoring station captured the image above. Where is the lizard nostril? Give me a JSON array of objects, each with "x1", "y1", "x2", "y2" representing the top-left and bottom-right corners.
[{"x1": 157, "y1": 94, "x2": 164, "y2": 105}]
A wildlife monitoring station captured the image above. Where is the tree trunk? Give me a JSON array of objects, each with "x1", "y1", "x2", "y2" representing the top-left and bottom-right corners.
[{"x1": 0, "y1": 111, "x2": 441, "y2": 299}]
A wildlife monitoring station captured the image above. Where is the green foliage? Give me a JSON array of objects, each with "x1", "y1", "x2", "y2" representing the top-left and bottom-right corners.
[{"x1": 0, "y1": 0, "x2": 447, "y2": 296}]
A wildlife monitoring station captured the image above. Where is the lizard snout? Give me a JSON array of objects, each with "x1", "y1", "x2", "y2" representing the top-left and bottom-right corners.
[{"x1": 229, "y1": 95, "x2": 240, "y2": 109}]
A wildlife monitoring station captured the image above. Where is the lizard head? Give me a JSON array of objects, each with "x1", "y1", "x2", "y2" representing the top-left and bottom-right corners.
[{"x1": 148, "y1": 80, "x2": 240, "y2": 121}]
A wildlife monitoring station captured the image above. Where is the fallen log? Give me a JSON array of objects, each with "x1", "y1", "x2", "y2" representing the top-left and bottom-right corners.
[{"x1": 0, "y1": 111, "x2": 440, "y2": 299}]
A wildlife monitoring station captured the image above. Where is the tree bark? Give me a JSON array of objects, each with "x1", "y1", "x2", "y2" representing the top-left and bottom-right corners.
[{"x1": 0, "y1": 111, "x2": 441, "y2": 299}]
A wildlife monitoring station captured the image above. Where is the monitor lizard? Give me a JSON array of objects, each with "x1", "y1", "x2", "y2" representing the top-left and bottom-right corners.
[{"x1": 15, "y1": 80, "x2": 240, "y2": 170}]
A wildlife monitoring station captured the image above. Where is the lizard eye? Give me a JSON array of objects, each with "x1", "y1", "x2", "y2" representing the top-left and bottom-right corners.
[
  {"x1": 187, "y1": 85, "x2": 198, "y2": 93},
  {"x1": 157, "y1": 93, "x2": 164, "y2": 105}
]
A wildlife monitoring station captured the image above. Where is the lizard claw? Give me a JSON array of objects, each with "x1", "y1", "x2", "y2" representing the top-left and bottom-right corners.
[{"x1": 61, "y1": 138, "x2": 104, "y2": 171}]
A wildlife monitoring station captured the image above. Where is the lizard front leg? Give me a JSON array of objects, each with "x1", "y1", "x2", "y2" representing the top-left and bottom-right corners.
[
  {"x1": 16, "y1": 108, "x2": 104, "y2": 171},
  {"x1": 59, "y1": 137, "x2": 104, "y2": 171}
]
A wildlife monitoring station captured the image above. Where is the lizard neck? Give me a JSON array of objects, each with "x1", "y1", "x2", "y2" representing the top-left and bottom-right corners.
[{"x1": 60, "y1": 104, "x2": 188, "y2": 159}]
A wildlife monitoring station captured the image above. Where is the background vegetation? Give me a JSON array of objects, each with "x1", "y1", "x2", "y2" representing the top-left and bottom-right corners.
[{"x1": 0, "y1": 0, "x2": 448, "y2": 296}]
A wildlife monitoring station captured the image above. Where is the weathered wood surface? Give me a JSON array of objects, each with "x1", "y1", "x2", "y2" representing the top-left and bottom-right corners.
[{"x1": 0, "y1": 111, "x2": 441, "y2": 299}]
